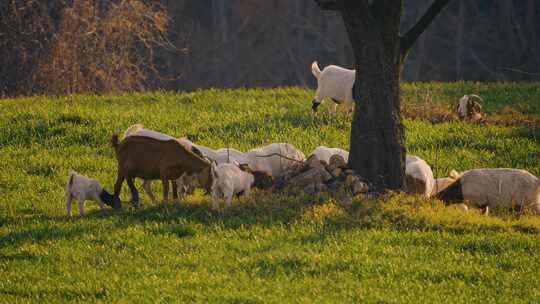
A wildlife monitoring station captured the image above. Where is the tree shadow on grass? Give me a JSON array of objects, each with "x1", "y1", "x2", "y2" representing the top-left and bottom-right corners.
[
  {"x1": 0, "y1": 225, "x2": 91, "y2": 248},
  {"x1": 110, "y1": 191, "x2": 324, "y2": 231}
]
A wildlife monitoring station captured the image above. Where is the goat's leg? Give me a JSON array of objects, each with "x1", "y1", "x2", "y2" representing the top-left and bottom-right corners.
[
  {"x1": 224, "y1": 189, "x2": 233, "y2": 208},
  {"x1": 172, "y1": 180, "x2": 179, "y2": 204},
  {"x1": 65, "y1": 194, "x2": 73, "y2": 216},
  {"x1": 329, "y1": 103, "x2": 337, "y2": 114},
  {"x1": 142, "y1": 179, "x2": 156, "y2": 204},
  {"x1": 211, "y1": 189, "x2": 220, "y2": 211},
  {"x1": 113, "y1": 175, "x2": 125, "y2": 206},
  {"x1": 126, "y1": 178, "x2": 139, "y2": 208},
  {"x1": 77, "y1": 200, "x2": 85, "y2": 216},
  {"x1": 161, "y1": 177, "x2": 169, "y2": 204}
]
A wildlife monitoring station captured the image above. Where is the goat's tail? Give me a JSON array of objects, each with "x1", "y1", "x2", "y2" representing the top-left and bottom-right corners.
[
  {"x1": 111, "y1": 134, "x2": 120, "y2": 157},
  {"x1": 65, "y1": 170, "x2": 76, "y2": 201},
  {"x1": 311, "y1": 61, "x2": 322, "y2": 80}
]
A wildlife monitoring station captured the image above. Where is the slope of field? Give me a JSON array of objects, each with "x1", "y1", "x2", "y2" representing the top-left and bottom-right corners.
[{"x1": 1, "y1": 83, "x2": 540, "y2": 302}]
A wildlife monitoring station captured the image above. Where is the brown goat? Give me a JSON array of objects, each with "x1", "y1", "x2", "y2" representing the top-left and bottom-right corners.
[{"x1": 111, "y1": 134, "x2": 212, "y2": 206}]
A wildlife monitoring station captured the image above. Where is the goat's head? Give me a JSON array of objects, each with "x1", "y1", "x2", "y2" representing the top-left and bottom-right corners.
[
  {"x1": 197, "y1": 164, "x2": 214, "y2": 193},
  {"x1": 252, "y1": 171, "x2": 275, "y2": 190},
  {"x1": 109, "y1": 195, "x2": 122, "y2": 211},
  {"x1": 457, "y1": 95, "x2": 483, "y2": 121},
  {"x1": 239, "y1": 164, "x2": 274, "y2": 190},
  {"x1": 311, "y1": 99, "x2": 321, "y2": 112}
]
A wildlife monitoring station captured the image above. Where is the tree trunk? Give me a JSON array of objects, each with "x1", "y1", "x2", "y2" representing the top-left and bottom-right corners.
[
  {"x1": 314, "y1": 0, "x2": 451, "y2": 192},
  {"x1": 341, "y1": 2, "x2": 406, "y2": 192}
]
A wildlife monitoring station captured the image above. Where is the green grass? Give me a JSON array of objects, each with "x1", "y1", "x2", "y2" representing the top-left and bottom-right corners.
[{"x1": 1, "y1": 83, "x2": 540, "y2": 303}]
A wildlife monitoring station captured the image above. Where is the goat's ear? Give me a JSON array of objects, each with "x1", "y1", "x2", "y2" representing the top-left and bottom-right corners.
[{"x1": 239, "y1": 163, "x2": 252, "y2": 172}]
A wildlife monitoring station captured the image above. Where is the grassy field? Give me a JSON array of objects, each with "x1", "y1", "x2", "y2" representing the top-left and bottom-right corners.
[{"x1": 1, "y1": 83, "x2": 540, "y2": 302}]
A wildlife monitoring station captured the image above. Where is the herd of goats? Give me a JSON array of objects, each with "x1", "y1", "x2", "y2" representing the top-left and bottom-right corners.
[{"x1": 64, "y1": 62, "x2": 540, "y2": 217}]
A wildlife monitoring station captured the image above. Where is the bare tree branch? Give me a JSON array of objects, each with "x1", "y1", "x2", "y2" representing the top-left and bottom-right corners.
[{"x1": 400, "y1": 0, "x2": 452, "y2": 60}]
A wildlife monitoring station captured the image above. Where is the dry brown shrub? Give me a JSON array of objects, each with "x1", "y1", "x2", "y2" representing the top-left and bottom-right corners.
[
  {"x1": 484, "y1": 106, "x2": 540, "y2": 128},
  {"x1": 401, "y1": 92, "x2": 456, "y2": 123},
  {"x1": 33, "y1": 0, "x2": 172, "y2": 95}
]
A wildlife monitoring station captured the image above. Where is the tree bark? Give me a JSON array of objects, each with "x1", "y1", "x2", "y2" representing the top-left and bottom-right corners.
[{"x1": 340, "y1": 1, "x2": 405, "y2": 192}]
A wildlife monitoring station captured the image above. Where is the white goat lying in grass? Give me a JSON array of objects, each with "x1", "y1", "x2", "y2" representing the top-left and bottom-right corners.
[
  {"x1": 437, "y1": 168, "x2": 540, "y2": 215},
  {"x1": 210, "y1": 163, "x2": 274, "y2": 210},
  {"x1": 311, "y1": 61, "x2": 355, "y2": 114},
  {"x1": 309, "y1": 146, "x2": 349, "y2": 164},
  {"x1": 244, "y1": 143, "x2": 305, "y2": 177},
  {"x1": 65, "y1": 170, "x2": 116, "y2": 216}
]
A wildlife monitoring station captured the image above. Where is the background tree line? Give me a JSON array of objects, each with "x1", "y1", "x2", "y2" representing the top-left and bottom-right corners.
[{"x1": 1, "y1": 0, "x2": 539, "y2": 96}]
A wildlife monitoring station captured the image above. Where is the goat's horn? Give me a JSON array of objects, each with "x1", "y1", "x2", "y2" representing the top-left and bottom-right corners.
[{"x1": 468, "y1": 94, "x2": 483, "y2": 102}]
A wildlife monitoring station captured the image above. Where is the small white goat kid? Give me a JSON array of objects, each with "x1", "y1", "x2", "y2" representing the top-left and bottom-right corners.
[
  {"x1": 210, "y1": 163, "x2": 254, "y2": 210},
  {"x1": 65, "y1": 170, "x2": 115, "y2": 216},
  {"x1": 311, "y1": 61, "x2": 355, "y2": 114}
]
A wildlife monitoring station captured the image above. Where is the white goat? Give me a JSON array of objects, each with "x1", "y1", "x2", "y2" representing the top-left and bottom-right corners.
[
  {"x1": 405, "y1": 155, "x2": 435, "y2": 197},
  {"x1": 65, "y1": 170, "x2": 116, "y2": 216},
  {"x1": 457, "y1": 94, "x2": 483, "y2": 122},
  {"x1": 244, "y1": 143, "x2": 305, "y2": 177},
  {"x1": 309, "y1": 146, "x2": 349, "y2": 164},
  {"x1": 210, "y1": 163, "x2": 254, "y2": 210},
  {"x1": 210, "y1": 163, "x2": 274, "y2": 210},
  {"x1": 311, "y1": 61, "x2": 355, "y2": 114},
  {"x1": 437, "y1": 168, "x2": 540, "y2": 215}
]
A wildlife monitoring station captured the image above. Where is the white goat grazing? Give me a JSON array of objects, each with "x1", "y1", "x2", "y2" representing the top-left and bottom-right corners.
[
  {"x1": 405, "y1": 155, "x2": 435, "y2": 197},
  {"x1": 309, "y1": 146, "x2": 349, "y2": 164},
  {"x1": 311, "y1": 61, "x2": 355, "y2": 114},
  {"x1": 210, "y1": 163, "x2": 274, "y2": 210},
  {"x1": 210, "y1": 163, "x2": 254, "y2": 210},
  {"x1": 457, "y1": 94, "x2": 483, "y2": 122},
  {"x1": 65, "y1": 170, "x2": 116, "y2": 216},
  {"x1": 244, "y1": 143, "x2": 305, "y2": 177},
  {"x1": 438, "y1": 168, "x2": 540, "y2": 215}
]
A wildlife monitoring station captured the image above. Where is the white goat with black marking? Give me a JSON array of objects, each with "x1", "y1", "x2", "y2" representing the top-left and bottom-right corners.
[
  {"x1": 65, "y1": 170, "x2": 117, "y2": 216},
  {"x1": 437, "y1": 168, "x2": 540, "y2": 215},
  {"x1": 311, "y1": 61, "x2": 355, "y2": 114},
  {"x1": 456, "y1": 94, "x2": 483, "y2": 122}
]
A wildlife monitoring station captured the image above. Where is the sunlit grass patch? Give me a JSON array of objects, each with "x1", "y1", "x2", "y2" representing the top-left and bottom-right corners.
[{"x1": 1, "y1": 84, "x2": 540, "y2": 302}]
